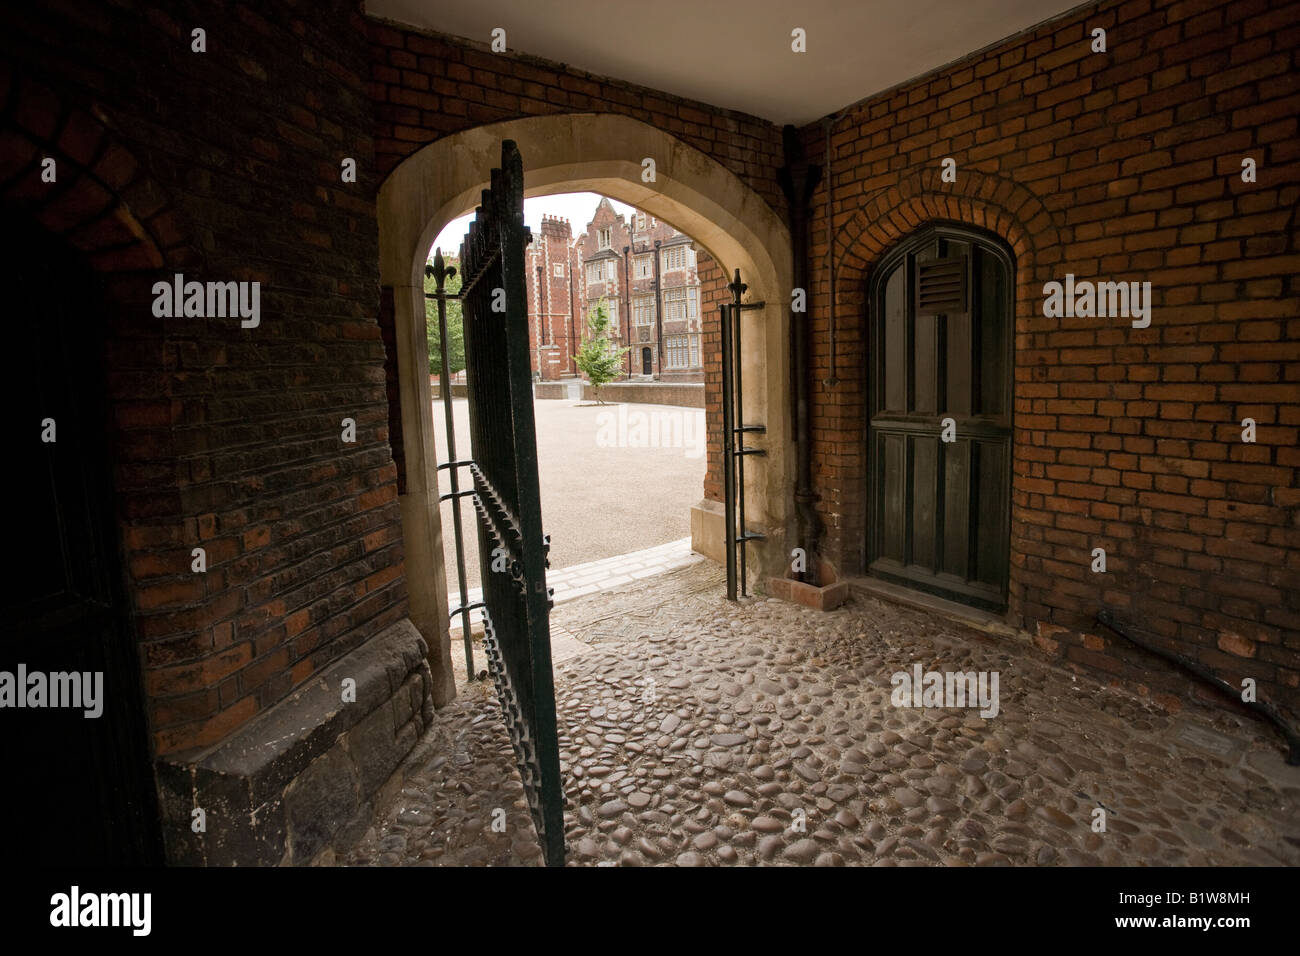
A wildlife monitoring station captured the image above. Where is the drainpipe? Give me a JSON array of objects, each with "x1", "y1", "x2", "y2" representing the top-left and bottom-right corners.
[
  {"x1": 653, "y1": 238, "x2": 663, "y2": 379},
  {"x1": 535, "y1": 263, "x2": 545, "y2": 374},
  {"x1": 823, "y1": 115, "x2": 840, "y2": 387},
  {"x1": 622, "y1": 244, "x2": 632, "y2": 379},
  {"x1": 568, "y1": 246, "x2": 578, "y2": 375},
  {"x1": 777, "y1": 124, "x2": 823, "y2": 585}
]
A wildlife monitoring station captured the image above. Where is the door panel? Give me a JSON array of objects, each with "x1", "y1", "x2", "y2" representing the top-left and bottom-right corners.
[
  {"x1": 975, "y1": 440, "x2": 1010, "y2": 590},
  {"x1": 883, "y1": 266, "x2": 907, "y2": 412},
  {"x1": 867, "y1": 225, "x2": 1013, "y2": 611},
  {"x1": 911, "y1": 436, "x2": 938, "y2": 569},
  {"x1": 913, "y1": 313, "x2": 938, "y2": 415},
  {"x1": 942, "y1": 440, "x2": 972, "y2": 579},
  {"x1": 879, "y1": 433, "x2": 905, "y2": 562},
  {"x1": 977, "y1": 246, "x2": 1009, "y2": 418},
  {"x1": 946, "y1": 309, "x2": 973, "y2": 416}
]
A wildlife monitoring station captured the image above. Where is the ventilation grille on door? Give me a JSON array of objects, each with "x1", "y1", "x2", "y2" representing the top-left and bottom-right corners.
[{"x1": 916, "y1": 256, "x2": 967, "y2": 315}]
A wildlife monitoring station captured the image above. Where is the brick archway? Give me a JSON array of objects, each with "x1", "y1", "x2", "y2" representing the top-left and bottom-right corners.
[
  {"x1": 376, "y1": 112, "x2": 794, "y2": 698},
  {"x1": 0, "y1": 70, "x2": 208, "y2": 861},
  {"x1": 0, "y1": 70, "x2": 202, "y2": 582},
  {"x1": 830, "y1": 170, "x2": 1064, "y2": 387},
  {"x1": 0, "y1": 73, "x2": 200, "y2": 280},
  {"x1": 0, "y1": 71, "x2": 203, "y2": 753}
]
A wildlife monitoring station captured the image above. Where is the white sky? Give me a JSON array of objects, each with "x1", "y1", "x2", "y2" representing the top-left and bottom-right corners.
[{"x1": 430, "y1": 192, "x2": 636, "y2": 260}]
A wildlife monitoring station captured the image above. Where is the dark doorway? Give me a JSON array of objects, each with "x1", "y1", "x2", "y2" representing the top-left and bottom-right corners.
[
  {"x1": 865, "y1": 223, "x2": 1013, "y2": 611},
  {"x1": 0, "y1": 209, "x2": 163, "y2": 865},
  {"x1": 641, "y1": 346, "x2": 652, "y2": 375}
]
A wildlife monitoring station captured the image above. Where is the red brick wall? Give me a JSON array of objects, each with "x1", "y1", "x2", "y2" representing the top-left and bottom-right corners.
[
  {"x1": 804, "y1": 0, "x2": 1300, "y2": 706},
  {"x1": 365, "y1": 20, "x2": 786, "y2": 218},
  {"x1": 1, "y1": 1, "x2": 409, "y2": 756}
]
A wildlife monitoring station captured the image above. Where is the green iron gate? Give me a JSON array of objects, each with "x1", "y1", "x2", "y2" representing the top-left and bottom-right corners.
[
  {"x1": 455, "y1": 140, "x2": 565, "y2": 866},
  {"x1": 720, "y1": 269, "x2": 767, "y2": 600}
]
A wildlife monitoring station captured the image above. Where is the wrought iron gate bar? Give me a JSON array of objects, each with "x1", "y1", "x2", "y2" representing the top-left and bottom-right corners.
[
  {"x1": 447, "y1": 600, "x2": 484, "y2": 621},
  {"x1": 457, "y1": 140, "x2": 565, "y2": 866},
  {"x1": 471, "y1": 496, "x2": 527, "y2": 597},
  {"x1": 456, "y1": 247, "x2": 501, "y2": 297},
  {"x1": 468, "y1": 461, "x2": 524, "y2": 542},
  {"x1": 479, "y1": 607, "x2": 558, "y2": 842},
  {"x1": 427, "y1": 251, "x2": 478, "y2": 683},
  {"x1": 720, "y1": 270, "x2": 766, "y2": 601}
]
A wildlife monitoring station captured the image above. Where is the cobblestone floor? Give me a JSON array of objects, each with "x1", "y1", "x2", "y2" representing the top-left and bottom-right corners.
[{"x1": 343, "y1": 560, "x2": 1300, "y2": 867}]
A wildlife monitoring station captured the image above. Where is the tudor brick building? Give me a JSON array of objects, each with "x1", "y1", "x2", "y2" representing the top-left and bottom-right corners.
[
  {"x1": 1, "y1": 0, "x2": 1296, "y2": 866},
  {"x1": 573, "y1": 197, "x2": 705, "y2": 382},
  {"x1": 523, "y1": 197, "x2": 707, "y2": 382},
  {"x1": 523, "y1": 214, "x2": 580, "y2": 380}
]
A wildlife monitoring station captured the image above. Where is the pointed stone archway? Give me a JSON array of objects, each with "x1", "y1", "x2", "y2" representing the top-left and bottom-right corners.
[{"x1": 376, "y1": 112, "x2": 793, "y2": 701}]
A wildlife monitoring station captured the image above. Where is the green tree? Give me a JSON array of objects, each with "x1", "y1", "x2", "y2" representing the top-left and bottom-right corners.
[
  {"x1": 575, "y1": 297, "x2": 628, "y2": 404},
  {"x1": 425, "y1": 254, "x2": 465, "y2": 377}
]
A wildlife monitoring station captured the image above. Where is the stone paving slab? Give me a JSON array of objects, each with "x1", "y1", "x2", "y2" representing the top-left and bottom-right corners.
[
  {"x1": 448, "y1": 536, "x2": 695, "y2": 631},
  {"x1": 344, "y1": 559, "x2": 1300, "y2": 867}
]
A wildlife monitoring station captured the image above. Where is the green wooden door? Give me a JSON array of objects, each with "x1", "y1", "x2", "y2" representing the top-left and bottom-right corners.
[{"x1": 866, "y1": 224, "x2": 1013, "y2": 611}]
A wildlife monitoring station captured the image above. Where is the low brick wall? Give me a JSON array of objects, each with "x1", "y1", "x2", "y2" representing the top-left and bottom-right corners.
[
  {"x1": 429, "y1": 378, "x2": 467, "y2": 399},
  {"x1": 534, "y1": 382, "x2": 569, "y2": 400},
  {"x1": 583, "y1": 382, "x2": 704, "y2": 408}
]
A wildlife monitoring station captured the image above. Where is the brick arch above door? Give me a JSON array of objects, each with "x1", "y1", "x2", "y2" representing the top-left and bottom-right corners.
[
  {"x1": 0, "y1": 70, "x2": 202, "y2": 282},
  {"x1": 0, "y1": 69, "x2": 206, "y2": 738},
  {"x1": 833, "y1": 166, "x2": 1062, "y2": 303}
]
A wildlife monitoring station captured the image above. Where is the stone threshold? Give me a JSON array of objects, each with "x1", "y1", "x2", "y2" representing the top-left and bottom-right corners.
[{"x1": 845, "y1": 576, "x2": 1032, "y2": 646}]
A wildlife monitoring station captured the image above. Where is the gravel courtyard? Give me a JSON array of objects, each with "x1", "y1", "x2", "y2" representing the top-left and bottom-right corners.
[
  {"x1": 344, "y1": 559, "x2": 1300, "y2": 867},
  {"x1": 433, "y1": 397, "x2": 706, "y2": 594}
]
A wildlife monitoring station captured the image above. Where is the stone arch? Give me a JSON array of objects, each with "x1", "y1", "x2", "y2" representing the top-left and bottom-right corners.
[{"x1": 377, "y1": 113, "x2": 793, "y2": 700}]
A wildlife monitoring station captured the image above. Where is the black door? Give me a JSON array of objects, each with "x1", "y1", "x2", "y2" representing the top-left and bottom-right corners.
[
  {"x1": 641, "y1": 347, "x2": 652, "y2": 375},
  {"x1": 0, "y1": 210, "x2": 163, "y2": 865},
  {"x1": 866, "y1": 223, "x2": 1012, "y2": 611}
]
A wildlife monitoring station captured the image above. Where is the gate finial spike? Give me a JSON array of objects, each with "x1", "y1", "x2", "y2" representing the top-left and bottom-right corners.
[
  {"x1": 430, "y1": 248, "x2": 456, "y2": 288},
  {"x1": 729, "y1": 267, "x2": 747, "y2": 299}
]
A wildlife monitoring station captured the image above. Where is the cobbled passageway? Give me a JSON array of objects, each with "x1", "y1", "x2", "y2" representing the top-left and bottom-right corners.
[{"x1": 345, "y1": 560, "x2": 1300, "y2": 867}]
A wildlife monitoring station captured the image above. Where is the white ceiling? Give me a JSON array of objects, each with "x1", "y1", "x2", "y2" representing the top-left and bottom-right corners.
[{"x1": 366, "y1": 0, "x2": 1085, "y2": 126}]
